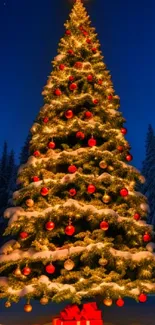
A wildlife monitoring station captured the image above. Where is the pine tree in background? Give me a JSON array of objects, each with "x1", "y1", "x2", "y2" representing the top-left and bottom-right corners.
[
  {"x1": 19, "y1": 133, "x2": 31, "y2": 165},
  {"x1": 140, "y1": 125, "x2": 155, "y2": 225},
  {"x1": 0, "y1": 0, "x2": 155, "y2": 312}
]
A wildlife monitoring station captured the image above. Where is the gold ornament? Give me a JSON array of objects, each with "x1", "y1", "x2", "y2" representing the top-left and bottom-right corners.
[
  {"x1": 64, "y1": 259, "x2": 75, "y2": 271},
  {"x1": 5, "y1": 301, "x2": 11, "y2": 308},
  {"x1": 26, "y1": 198, "x2": 34, "y2": 207},
  {"x1": 103, "y1": 298, "x2": 113, "y2": 306},
  {"x1": 24, "y1": 304, "x2": 32, "y2": 313},
  {"x1": 13, "y1": 266, "x2": 22, "y2": 277},
  {"x1": 107, "y1": 166, "x2": 114, "y2": 172},
  {"x1": 40, "y1": 296, "x2": 49, "y2": 305},
  {"x1": 99, "y1": 161, "x2": 108, "y2": 169},
  {"x1": 102, "y1": 194, "x2": 111, "y2": 204},
  {"x1": 99, "y1": 258, "x2": 108, "y2": 266}
]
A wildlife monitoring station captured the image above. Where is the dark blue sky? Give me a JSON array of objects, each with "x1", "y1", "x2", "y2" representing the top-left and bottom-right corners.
[{"x1": 0, "y1": 0, "x2": 154, "y2": 168}]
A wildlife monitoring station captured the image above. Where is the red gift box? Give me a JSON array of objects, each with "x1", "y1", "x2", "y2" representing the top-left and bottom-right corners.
[{"x1": 53, "y1": 302, "x2": 104, "y2": 325}]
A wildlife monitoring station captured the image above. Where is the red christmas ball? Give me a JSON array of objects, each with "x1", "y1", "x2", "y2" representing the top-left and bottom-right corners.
[
  {"x1": 86, "y1": 38, "x2": 91, "y2": 44},
  {"x1": 54, "y1": 88, "x2": 62, "y2": 96},
  {"x1": 121, "y1": 128, "x2": 127, "y2": 135},
  {"x1": 85, "y1": 111, "x2": 93, "y2": 119},
  {"x1": 100, "y1": 221, "x2": 109, "y2": 231},
  {"x1": 22, "y1": 267, "x2": 31, "y2": 276},
  {"x1": 134, "y1": 213, "x2": 141, "y2": 221},
  {"x1": 83, "y1": 31, "x2": 89, "y2": 36},
  {"x1": 65, "y1": 110, "x2": 74, "y2": 119},
  {"x1": 45, "y1": 221, "x2": 55, "y2": 231},
  {"x1": 32, "y1": 176, "x2": 40, "y2": 182},
  {"x1": 45, "y1": 264, "x2": 55, "y2": 274},
  {"x1": 76, "y1": 131, "x2": 85, "y2": 140},
  {"x1": 92, "y1": 47, "x2": 97, "y2": 53},
  {"x1": 117, "y1": 145, "x2": 124, "y2": 152},
  {"x1": 68, "y1": 49, "x2": 74, "y2": 55},
  {"x1": 138, "y1": 293, "x2": 147, "y2": 303},
  {"x1": 65, "y1": 225, "x2": 75, "y2": 236},
  {"x1": 120, "y1": 188, "x2": 128, "y2": 197},
  {"x1": 33, "y1": 150, "x2": 40, "y2": 157},
  {"x1": 69, "y1": 76, "x2": 75, "y2": 82},
  {"x1": 143, "y1": 232, "x2": 151, "y2": 242},
  {"x1": 88, "y1": 138, "x2": 97, "y2": 147},
  {"x1": 87, "y1": 75, "x2": 93, "y2": 82},
  {"x1": 69, "y1": 188, "x2": 77, "y2": 197},
  {"x1": 107, "y1": 95, "x2": 113, "y2": 100},
  {"x1": 68, "y1": 165, "x2": 77, "y2": 173},
  {"x1": 41, "y1": 187, "x2": 49, "y2": 196},
  {"x1": 74, "y1": 62, "x2": 83, "y2": 69},
  {"x1": 20, "y1": 232, "x2": 29, "y2": 239},
  {"x1": 87, "y1": 184, "x2": 96, "y2": 194},
  {"x1": 126, "y1": 154, "x2": 133, "y2": 162},
  {"x1": 98, "y1": 79, "x2": 103, "y2": 85},
  {"x1": 116, "y1": 298, "x2": 125, "y2": 307},
  {"x1": 59, "y1": 64, "x2": 65, "y2": 70},
  {"x1": 66, "y1": 30, "x2": 71, "y2": 35},
  {"x1": 93, "y1": 99, "x2": 99, "y2": 105},
  {"x1": 48, "y1": 141, "x2": 56, "y2": 149},
  {"x1": 43, "y1": 117, "x2": 49, "y2": 123},
  {"x1": 69, "y1": 83, "x2": 77, "y2": 91}
]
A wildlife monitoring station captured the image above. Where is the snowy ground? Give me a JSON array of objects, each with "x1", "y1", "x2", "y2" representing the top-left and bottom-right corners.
[{"x1": 0, "y1": 297, "x2": 155, "y2": 325}]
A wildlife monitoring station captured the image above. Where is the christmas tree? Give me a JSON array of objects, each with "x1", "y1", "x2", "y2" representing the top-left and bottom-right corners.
[{"x1": 0, "y1": 0, "x2": 155, "y2": 312}]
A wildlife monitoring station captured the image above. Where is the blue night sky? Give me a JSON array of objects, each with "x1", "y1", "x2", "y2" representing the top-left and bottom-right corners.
[{"x1": 0, "y1": 0, "x2": 154, "y2": 169}]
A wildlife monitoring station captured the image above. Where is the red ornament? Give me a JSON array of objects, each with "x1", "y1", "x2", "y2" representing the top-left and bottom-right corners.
[
  {"x1": 88, "y1": 137, "x2": 97, "y2": 147},
  {"x1": 41, "y1": 187, "x2": 49, "y2": 196},
  {"x1": 121, "y1": 128, "x2": 127, "y2": 135},
  {"x1": 69, "y1": 76, "x2": 75, "y2": 82},
  {"x1": 65, "y1": 110, "x2": 73, "y2": 119},
  {"x1": 117, "y1": 145, "x2": 124, "y2": 152},
  {"x1": 66, "y1": 30, "x2": 71, "y2": 36},
  {"x1": 20, "y1": 232, "x2": 29, "y2": 239},
  {"x1": 48, "y1": 141, "x2": 56, "y2": 149},
  {"x1": 74, "y1": 62, "x2": 83, "y2": 69},
  {"x1": 83, "y1": 31, "x2": 89, "y2": 36},
  {"x1": 69, "y1": 188, "x2": 77, "y2": 197},
  {"x1": 59, "y1": 64, "x2": 65, "y2": 70},
  {"x1": 68, "y1": 165, "x2": 77, "y2": 173},
  {"x1": 100, "y1": 221, "x2": 109, "y2": 231},
  {"x1": 45, "y1": 264, "x2": 55, "y2": 274},
  {"x1": 65, "y1": 225, "x2": 75, "y2": 236},
  {"x1": 92, "y1": 47, "x2": 97, "y2": 53},
  {"x1": 126, "y1": 154, "x2": 133, "y2": 162},
  {"x1": 134, "y1": 213, "x2": 141, "y2": 221},
  {"x1": 43, "y1": 117, "x2": 49, "y2": 123},
  {"x1": 138, "y1": 293, "x2": 147, "y2": 303},
  {"x1": 33, "y1": 150, "x2": 40, "y2": 157},
  {"x1": 69, "y1": 83, "x2": 77, "y2": 91},
  {"x1": 107, "y1": 95, "x2": 113, "y2": 100},
  {"x1": 54, "y1": 89, "x2": 62, "y2": 96},
  {"x1": 116, "y1": 298, "x2": 125, "y2": 307},
  {"x1": 98, "y1": 79, "x2": 103, "y2": 85},
  {"x1": 143, "y1": 232, "x2": 151, "y2": 242},
  {"x1": 120, "y1": 188, "x2": 128, "y2": 197},
  {"x1": 86, "y1": 38, "x2": 91, "y2": 44},
  {"x1": 76, "y1": 131, "x2": 85, "y2": 140},
  {"x1": 87, "y1": 184, "x2": 96, "y2": 194},
  {"x1": 93, "y1": 99, "x2": 99, "y2": 105},
  {"x1": 45, "y1": 221, "x2": 55, "y2": 231},
  {"x1": 87, "y1": 75, "x2": 93, "y2": 82},
  {"x1": 22, "y1": 267, "x2": 31, "y2": 276},
  {"x1": 68, "y1": 49, "x2": 74, "y2": 55},
  {"x1": 85, "y1": 111, "x2": 93, "y2": 119},
  {"x1": 32, "y1": 176, "x2": 40, "y2": 182}
]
